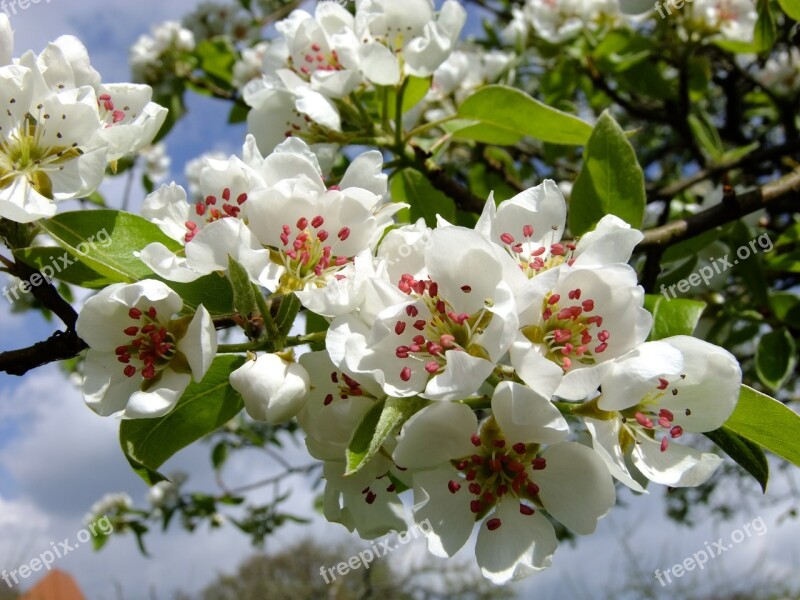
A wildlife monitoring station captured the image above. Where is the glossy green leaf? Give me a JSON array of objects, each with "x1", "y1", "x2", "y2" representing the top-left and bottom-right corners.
[
  {"x1": 120, "y1": 356, "x2": 246, "y2": 485},
  {"x1": 755, "y1": 329, "x2": 797, "y2": 391},
  {"x1": 778, "y1": 0, "x2": 800, "y2": 19},
  {"x1": 228, "y1": 256, "x2": 258, "y2": 319},
  {"x1": 346, "y1": 396, "x2": 428, "y2": 476},
  {"x1": 455, "y1": 85, "x2": 592, "y2": 146},
  {"x1": 13, "y1": 246, "x2": 115, "y2": 289},
  {"x1": 723, "y1": 385, "x2": 800, "y2": 469},
  {"x1": 705, "y1": 426, "x2": 769, "y2": 492},
  {"x1": 644, "y1": 295, "x2": 707, "y2": 340},
  {"x1": 391, "y1": 168, "x2": 456, "y2": 227},
  {"x1": 569, "y1": 111, "x2": 646, "y2": 236}
]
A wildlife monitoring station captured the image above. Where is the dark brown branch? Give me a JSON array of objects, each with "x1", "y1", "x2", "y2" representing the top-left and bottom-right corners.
[
  {"x1": 636, "y1": 167, "x2": 800, "y2": 252},
  {"x1": 413, "y1": 146, "x2": 486, "y2": 213}
]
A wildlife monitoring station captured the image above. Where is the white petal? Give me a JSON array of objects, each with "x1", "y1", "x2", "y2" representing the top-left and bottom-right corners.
[
  {"x1": 125, "y1": 369, "x2": 192, "y2": 419},
  {"x1": 632, "y1": 435, "x2": 723, "y2": 487},
  {"x1": 359, "y1": 42, "x2": 400, "y2": 85},
  {"x1": 394, "y1": 402, "x2": 477, "y2": 469},
  {"x1": 411, "y1": 466, "x2": 475, "y2": 557},
  {"x1": 584, "y1": 418, "x2": 646, "y2": 493},
  {"x1": 230, "y1": 354, "x2": 310, "y2": 424},
  {"x1": 492, "y1": 381, "x2": 569, "y2": 444},
  {"x1": 179, "y1": 305, "x2": 217, "y2": 381},
  {"x1": 138, "y1": 243, "x2": 203, "y2": 283}
]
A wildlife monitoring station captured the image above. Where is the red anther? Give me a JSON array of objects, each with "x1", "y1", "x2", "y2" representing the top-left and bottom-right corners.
[
  {"x1": 425, "y1": 361, "x2": 439, "y2": 374},
  {"x1": 124, "y1": 326, "x2": 139, "y2": 336},
  {"x1": 659, "y1": 408, "x2": 674, "y2": 420},
  {"x1": 400, "y1": 367, "x2": 412, "y2": 382},
  {"x1": 531, "y1": 246, "x2": 546, "y2": 257},
  {"x1": 448, "y1": 480, "x2": 461, "y2": 494},
  {"x1": 220, "y1": 188, "x2": 230, "y2": 202},
  {"x1": 469, "y1": 483, "x2": 481, "y2": 495},
  {"x1": 436, "y1": 300, "x2": 446, "y2": 314},
  {"x1": 429, "y1": 282, "x2": 439, "y2": 297},
  {"x1": 660, "y1": 437, "x2": 669, "y2": 452},
  {"x1": 286, "y1": 250, "x2": 296, "y2": 260},
  {"x1": 366, "y1": 491, "x2": 377, "y2": 504},
  {"x1": 335, "y1": 257, "x2": 348, "y2": 267},
  {"x1": 576, "y1": 345, "x2": 587, "y2": 356},
  {"x1": 361, "y1": 487, "x2": 371, "y2": 495},
  {"x1": 551, "y1": 243, "x2": 566, "y2": 256},
  {"x1": 471, "y1": 433, "x2": 482, "y2": 447},
  {"x1": 482, "y1": 491, "x2": 495, "y2": 504},
  {"x1": 581, "y1": 331, "x2": 592, "y2": 345},
  {"x1": 406, "y1": 305, "x2": 419, "y2": 317},
  {"x1": 311, "y1": 215, "x2": 324, "y2": 228},
  {"x1": 324, "y1": 394, "x2": 334, "y2": 406},
  {"x1": 395, "y1": 321, "x2": 406, "y2": 335},
  {"x1": 470, "y1": 500, "x2": 483, "y2": 514},
  {"x1": 562, "y1": 357, "x2": 572, "y2": 369},
  {"x1": 411, "y1": 335, "x2": 424, "y2": 346},
  {"x1": 500, "y1": 232, "x2": 515, "y2": 245},
  {"x1": 670, "y1": 425, "x2": 684, "y2": 438},
  {"x1": 635, "y1": 412, "x2": 654, "y2": 428},
  {"x1": 512, "y1": 243, "x2": 524, "y2": 253},
  {"x1": 582, "y1": 299, "x2": 595, "y2": 312},
  {"x1": 148, "y1": 307, "x2": 157, "y2": 319},
  {"x1": 426, "y1": 343, "x2": 443, "y2": 356},
  {"x1": 561, "y1": 344, "x2": 574, "y2": 355},
  {"x1": 314, "y1": 230, "x2": 328, "y2": 243},
  {"x1": 338, "y1": 227, "x2": 350, "y2": 241},
  {"x1": 304, "y1": 54, "x2": 314, "y2": 63},
  {"x1": 466, "y1": 470, "x2": 477, "y2": 481},
  {"x1": 311, "y1": 43, "x2": 321, "y2": 52},
  {"x1": 568, "y1": 288, "x2": 582, "y2": 300},
  {"x1": 440, "y1": 334, "x2": 456, "y2": 348},
  {"x1": 542, "y1": 308, "x2": 553, "y2": 320},
  {"x1": 557, "y1": 308, "x2": 574, "y2": 320},
  {"x1": 117, "y1": 354, "x2": 131, "y2": 364},
  {"x1": 523, "y1": 224, "x2": 534, "y2": 238},
  {"x1": 386, "y1": 483, "x2": 396, "y2": 493},
  {"x1": 237, "y1": 193, "x2": 248, "y2": 205},
  {"x1": 342, "y1": 374, "x2": 360, "y2": 389},
  {"x1": 282, "y1": 224, "x2": 291, "y2": 235},
  {"x1": 115, "y1": 345, "x2": 129, "y2": 355},
  {"x1": 316, "y1": 54, "x2": 325, "y2": 62},
  {"x1": 413, "y1": 320, "x2": 426, "y2": 331},
  {"x1": 531, "y1": 457, "x2": 547, "y2": 470},
  {"x1": 595, "y1": 343, "x2": 608, "y2": 353},
  {"x1": 496, "y1": 484, "x2": 508, "y2": 496},
  {"x1": 658, "y1": 417, "x2": 672, "y2": 429},
  {"x1": 142, "y1": 364, "x2": 156, "y2": 379},
  {"x1": 409, "y1": 344, "x2": 421, "y2": 353},
  {"x1": 461, "y1": 285, "x2": 472, "y2": 293},
  {"x1": 657, "y1": 378, "x2": 669, "y2": 390},
  {"x1": 489, "y1": 459, "x2": 503, "y2": 473},
  {"x1": 456, "y1": 460, "x2": 469, "y2": 470},
  {"x1": 553, "y1": 329, "x2": 571, "y2": 343},
  {"x1": 598, "y1": 330, "x2": 610, "y2": 342},
  {"x1": 507, "y1": 461, "x2": 525, "y2": 473},
  {"x1": 527, "y1": 482, "x2": 540, "y2": 496},
  {"x1": 520, "y1": 504, "x2": 535, "y2": 516},
  {"x1": 195, "y1": 202, "x2": 206, "y2": 216},
  {"x1": 486, "y1": 518, "x2": 502, "y2": 531},
  {"x1": 129, "y1": 308, "x2": 142, "y2": 319},
  {"x1": 124, "y1": 365, "x2": 137, "y2": 378},
  {"x1": 493, "y1": 439, "x2": 506, "y2": 448},
  {"x1": 513, "y1": 442, "x2": 526, "y2": 454},
  {"x1": 471, "y1": 454, "x2": 484, "y2": 465},
  {"x1": 296, "y1": 217, "x2": 308, "y2": 230},
  {"x1": 222, "y1": 204, "x2": 237, "y2": 217},
  {"x1": 99, "y1": 93, "x2": 111, "y2": 101}
]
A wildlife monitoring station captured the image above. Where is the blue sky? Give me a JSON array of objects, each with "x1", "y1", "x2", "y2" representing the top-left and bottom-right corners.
[{"x1": 1, "y1": 1, "x2": 799, "y2": 598}]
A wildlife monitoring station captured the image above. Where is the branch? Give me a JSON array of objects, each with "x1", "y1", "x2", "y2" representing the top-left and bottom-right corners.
[
  {"x1": 412, "y1": 146, "x2": 486, "y2": 213},
  {"x1": 636, "y1": 167, "x2": 800, "y2": 252}
]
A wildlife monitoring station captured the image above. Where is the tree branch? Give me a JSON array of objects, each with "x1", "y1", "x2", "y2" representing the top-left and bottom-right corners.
[{"x1": 636, "y1": 167, "x2": 800, "y2": 252}]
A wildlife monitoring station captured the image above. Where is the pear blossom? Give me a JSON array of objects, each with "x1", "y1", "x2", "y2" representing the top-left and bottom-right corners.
[
  {"x1": 130, "y1": 21, "x2": 196, "y2": 82},
  {"x1": 76, "y1": 280, "x2": 217, "y2": 419},
  {"x1": 690, "y1": 0, "x2": 757, "y2": 43},
  {"x1": 430, "y1": 48, "x2": 513, "y2": 102},
  {"x1": 297, "y1": 351, "x2": 408, "y2": 538},
  {"x1": 328, "y1": 226, "x2": 533, "y2": 400},
  {"x1": 757, "y1": 47, "x2": 800, "y2": 96},
  {"x1": 0, "y1": 14, "x2": 11, "y2": 66},
  {"x1": 522, "y1": 0, "x2": 620, "y2": 44},
  {"x1": 584, "y1": 336, "x2": 741, "y2": 490},
  {"x1": 246, "y1": 141, "x2": 401, "y2": 314},
  {"x1": 233, "y1": 42, "x2": 272, "y2": 88},
  {"x1": 0, "y1": 65, "x2": 108, "y2": 223},
  {"x1": 229, "y1": 353, "x2": 310, "y2": 423},
  {"x1": 354, "y1": 0, "x2": 467, "y2": 84},
  {"x1": 393, "y1": 386, "x2": 615, "y2": 583}
]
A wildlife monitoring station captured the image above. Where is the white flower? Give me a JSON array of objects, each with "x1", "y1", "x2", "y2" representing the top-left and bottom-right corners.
[
  {"x1": 757, "y1": 47, "x2": 800, "y2": 96},
  {"x1": 147, "y1": 474, "x2": 186, "y2": 508},
  {"x1": 354, "y1": 0, "x2": 467, "y2": 84},
  {"x1": 0, "y1": 65, "x2": 107, "y2": 223},
  {"x1": 246, "y1": 141, "x2": 399, "y2": 313},
  {"x1": 76, "y1": 280, "x2": 217, "y2": 419},
  {"x1": 130, "y1": 21, "x2": 195, "y2": 81},
  {"x1": 0, "y1": 14, "x2": 12, "y2": 66},
  {"x1": 85, "y1": 492, "x2": 132, "y2": 524},
  {"x1": 393, "y1": 387, "x2": 615, "y2": 583},
  {"x1": 511, "y1": 263, "x2": 652, "y2": 402},
  {"x1": 229, "y1": 353, "x2": 310, "y2": 423},
  {"x1": 522, "y1": 0, "x2": 619, "y2": 43},
  {"x1": 431, "y1": 49, "x2": 513, "y2": 101},
  {"x1": 585, "y1": 335, "x2": 741, "y2": 490},
  {"x1": 328, "y1": 226, "x2": 532, "y2": 400},
  {"x1": 140, "y1": 142, "x2": 171, "y2": 183},
  {"x1": 690, "y1": 0, "x2": 757, "y2": 43},
  {"x1": 233, "y1": 42, "x2": 272, "y2": 88}
]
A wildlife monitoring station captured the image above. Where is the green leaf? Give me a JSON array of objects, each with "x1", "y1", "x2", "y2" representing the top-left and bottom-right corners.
[
  {"x1": 228, "y1": 256, "x2": 258, "y2": 319},
  {"x1": 391, "y1": 168, "x2": 456, "y2": 227},
  {"x1": 38, "y1": 210, "x2": 180, "y2": 284},
  {"x1": 723, "y1": 385, "x2": 800, "y2": 469},
  {"x1": 387, "y1": 76, "x2": 432, "y2": 113},
  {"x1": 120, "y1": 356, "x2": 246, "y2": 485},
  {"x1": 755, "y1": 329, "x2": 797, "y2": 391},
  {"x1": 753, "y1": 0, "x2": 777, "y2": 52},
  {"x1": 569, "y1": 111, "x2": 646, "y2": 236},
  {"x1": 644, "y1": 295, "x2": 706, "y2": 340},
  {"x1": 455, "y1": 85, "x2": 592, "y2": 146},
  {"x1": 195, "y1": 39, "x2": 236, "y2": 86},
  {"x1": 305, "y1": 310, "x2": 330, "y2": 352},
  {"x1": 778, "y1": 0, "x2": 800, "y2": 20},
  {"x1": 13, "y1": 247, "x2": 115, "y2": 289},
  {"x1": 346, "y1": 396, "x2": 428, "y2": 476},
  {"x1": 704, "y1": 426, "x2": 769, "y2": 492}
]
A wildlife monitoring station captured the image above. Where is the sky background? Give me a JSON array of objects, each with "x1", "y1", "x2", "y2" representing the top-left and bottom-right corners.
[{"x1": 1, "y1": 1, "x2": 799, "y2": 599}]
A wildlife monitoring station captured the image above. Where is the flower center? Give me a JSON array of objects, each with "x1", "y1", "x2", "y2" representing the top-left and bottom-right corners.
[
  {"x1": 393, "y1": 274, "x2": 493, "y2": 382},
  {"x1": 447, "y1": 418, "x2": 542, "y2": 530},
  {"x1": 522, "y1": 288, "x2": 609, "y2": 371},
  {"x1": 621, "y1": 375, "x2": 689, "y2": 452},
  {"x1": 496, "y1": 224, "x2": 575, "y2": 278},
  {"x1": 273, "y1": 214, "x2": 352, "y2": 291},
  {"x1": 324, "y1": 370, "x2": 379, "y2": 406},
  {"x1": 186, "y1": 187, "x2": 248, "y2": 242},
  {"x1": 97, "y1": 93, "x2": 127, "y2": 127},
  {"x1": 288, "y1": 42, "x2": 344, "y2": 79},
  {"x1": 115, "y1": 306, "x2": 178, "y2": 381}
]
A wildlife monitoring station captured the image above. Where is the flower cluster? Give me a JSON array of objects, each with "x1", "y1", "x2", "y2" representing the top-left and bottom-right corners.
[{"x1": 0, "y1": 15, "x2": 166, "y2": 224}]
